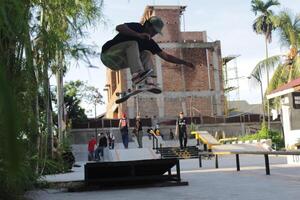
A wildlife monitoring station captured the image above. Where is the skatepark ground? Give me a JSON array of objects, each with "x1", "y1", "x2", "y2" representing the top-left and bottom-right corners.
[{"x1": 25, "y1": 139, "x2": 300, "y2": 200}]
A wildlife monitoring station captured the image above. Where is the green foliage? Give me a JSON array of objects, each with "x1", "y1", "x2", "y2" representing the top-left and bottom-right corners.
[
  {"x1": 188, "y1": 122, "x2": 198, "y2": 139},
  {"x1": 41, "y1": 156, "x2": 71, "y2": 175},
  {"x1": 189, "y1": 122, "x2": 198, "y2": 132},
  {"x1": 0, "y1": 0, "x2": 104, "y2": 199},
  {"x1": 60, "y1": 80, "x2": 103, "y2": 124},
  {"x1": 64, "y1": 94, "x2": 88, "y2": 123},
  {"x1": 240, "y1": 122, "x2": 284, "y2": 149},
  {"x1": 250, "y1": 9, "x2": 300, "y2": 109},
  {"x1": 251, "y1": 0, "x2": 280, "y2": 42}
]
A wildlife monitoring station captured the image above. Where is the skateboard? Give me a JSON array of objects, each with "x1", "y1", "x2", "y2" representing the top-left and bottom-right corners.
[{"x1": 115, "y1": 82, "x2": 162, "y2": 104}]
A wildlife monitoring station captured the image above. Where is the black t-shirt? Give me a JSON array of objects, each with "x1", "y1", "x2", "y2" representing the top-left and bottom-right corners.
[
  {"x1": 102, "y1": 22, "x2": 162, "y2": 55},
  {"x1": 177, "y1": 118, "x2": 187, "y2": 134},
  {"x1": 99, "y1": 136, "x2": 107, "y2": 147},
  {"x1": 136, "y1": 120, "x2": 143, "y2": 131}
]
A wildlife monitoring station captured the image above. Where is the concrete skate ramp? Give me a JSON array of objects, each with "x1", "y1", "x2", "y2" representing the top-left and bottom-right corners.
[
  {"x1": 212, "y1": 143, "x2": 269, "y2": 152},
  {"x1": 191, "y1": 131, "x2": 220, "y2": 148},
  {"x1": 110, "y1": 148, "x2": 159, "y2": 161}
]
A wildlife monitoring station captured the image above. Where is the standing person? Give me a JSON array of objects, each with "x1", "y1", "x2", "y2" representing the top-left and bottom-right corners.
[
  {"x1": 101, "y1": 16, "x2": 195, "y2": 91},
  {"x1": 119, "y1": 113, "x2": 129, "y2": 149},
  {"x1": 135, "y1": 115, "x2": 143, "y2": 148},
  {"x1": 87, "y1": 135, "x2": 97, "y2": 161},
  {"x1": 175, "y1": 112, "x2": 188, "y2": 149},
  {"x1": 109, "y1": 131, "x2": 115, "y2": 149},
  {"x1": 95, "y1": 133, "x2": 108, "y2": 161}
]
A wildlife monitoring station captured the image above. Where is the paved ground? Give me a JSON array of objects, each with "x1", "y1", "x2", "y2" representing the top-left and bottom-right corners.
[{"x1": 26, "y1": 153, "x2": 300, "y2": 200}]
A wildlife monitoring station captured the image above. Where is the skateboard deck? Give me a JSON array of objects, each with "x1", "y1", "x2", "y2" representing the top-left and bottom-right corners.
[{"x1": 115, "y1": 86, "x2": 162, "y2": 104}]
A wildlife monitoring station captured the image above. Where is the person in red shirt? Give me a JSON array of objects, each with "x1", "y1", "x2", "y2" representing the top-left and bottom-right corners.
[
  {"x1": 119, "y1": 113, "x2": 129, "y2": 149},
  {"x1": 88, "y1": 135, "x2": 97, "y2": 161}
]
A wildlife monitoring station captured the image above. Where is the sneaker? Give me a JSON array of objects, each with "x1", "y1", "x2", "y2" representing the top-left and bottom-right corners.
[
  {"x1": 132, "y1": 69, "x2": 153, "y2": 85},
  {"x1": 145, "y1": 83, "x2": 162, "y2": 94}
]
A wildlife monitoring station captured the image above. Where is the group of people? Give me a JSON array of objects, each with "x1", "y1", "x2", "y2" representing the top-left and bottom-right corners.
[
  {"x1": 88, "y1": 111, "x2": 189, "y2": 161},
  {"x1": 88, "y1": 131, "x2": 115, "y2": 161},
  {"x1": 119, "y1": 111, "x2": 188, "y2": 150},
  {"x1": 119, "y1": 113, "x2": 144, "y2": 149}
]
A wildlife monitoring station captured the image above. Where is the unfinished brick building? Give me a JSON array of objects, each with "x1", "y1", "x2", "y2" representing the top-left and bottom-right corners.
[{"x1": 104, "y1": 5, "x2": 224, "y2": 119}]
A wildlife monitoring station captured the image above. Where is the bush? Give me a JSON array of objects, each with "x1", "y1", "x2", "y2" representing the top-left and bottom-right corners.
[
  {"x1": 240, "y1": 122, "x2": 284, "y2": 149},
  {"x1": 41, "y1": 137, "x2": 75, "y2": 175},
  {"x1": 0, "y1": 156, "x2": 37, "y2": 200}
]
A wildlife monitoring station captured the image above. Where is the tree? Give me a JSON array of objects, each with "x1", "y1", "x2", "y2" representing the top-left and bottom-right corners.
[
  {"x1": 250, "y1": 10, "x2": 300, "y2": 108},
  {"x1": 0, "y1": 0, "x2": 104, "y2": 198},
  {"x1": 62, "y1": 80, "x2": 103, "y2": 124},
  {"x1": 64, "y1": 81, "x2": 88, "y2": 124},
  {"x1": 251, "y1": 0, "x2": 280, "y2": 128}
]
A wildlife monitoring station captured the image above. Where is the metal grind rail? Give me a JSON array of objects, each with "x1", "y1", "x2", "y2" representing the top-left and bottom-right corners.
[{"x1": 198, "y1": 151, "x2": 300, "y2": 175}]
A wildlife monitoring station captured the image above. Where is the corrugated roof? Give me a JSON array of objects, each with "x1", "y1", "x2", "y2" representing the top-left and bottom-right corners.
[
  {"x1": 269, "y1": 77, "x2": 300, "y2": 95},
  {"x1": 267, "y1": 77, "x2": 300, "y2": 99}
]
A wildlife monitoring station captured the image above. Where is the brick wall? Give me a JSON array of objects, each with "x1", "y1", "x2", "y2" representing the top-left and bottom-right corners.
[{"x1": 105, "y1": 5, "x2": 224, "y2": 119}]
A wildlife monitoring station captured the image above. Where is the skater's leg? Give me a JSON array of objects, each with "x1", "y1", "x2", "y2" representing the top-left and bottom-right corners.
[
  {"x1": 112, "y1": 140, "x2": 115, "y2": 149},
  {"x1": 100, "y1": 147, "x2": 104, "y2": 157},
  {"x1": 137, "y1": 131, "x2": 143, "y2": 148},
  {"x1": 184, "y1": 135, "x2": 187, "y2": 148},
  {"x1": 124, "y1": 132, "x2": 129, "y2": 148},
  {"x1": 140, "y1": 50, "x2": 156, "y2": 85},
  {"x1": 140, "y1": 50, "x2": 154, "y2": 72},
  {"x1": 101, "y1": 41, "x2": 144, "y2": 73},
  {"x1": 121, "y1": 131, "x2": 126, "y2": 148},
  {"x1": 179, "y1": 133, "x2": 184, "y2": 149},
  {"x1": 94, "y1": 148, "x2": 100, "y2": 161},
  {"x1": 125, "y1": 41, "x2": 144, "y2": 74}
]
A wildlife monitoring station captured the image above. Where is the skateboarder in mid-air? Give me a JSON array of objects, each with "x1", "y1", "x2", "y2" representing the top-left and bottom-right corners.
[{"x1": 101, "y1": 16, "x2": 195, "y2": 100}]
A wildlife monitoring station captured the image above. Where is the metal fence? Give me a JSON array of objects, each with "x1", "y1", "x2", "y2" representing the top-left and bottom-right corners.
[{"x1": 72, "y1": 114, "x2": 280, "y2": 129}]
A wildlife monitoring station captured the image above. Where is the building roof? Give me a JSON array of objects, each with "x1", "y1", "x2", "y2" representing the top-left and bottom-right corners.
[{"x1": 267, "y1": 77, "x2": 300, "y2": 99}]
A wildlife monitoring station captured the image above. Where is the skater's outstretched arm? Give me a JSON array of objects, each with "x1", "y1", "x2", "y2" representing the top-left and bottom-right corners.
[
  {"x1": 116, "y1": 24, "x2": 150, "y2": 40},
  {"x1": 157, "y1": 51, "x2": 195, "y2": 69}
]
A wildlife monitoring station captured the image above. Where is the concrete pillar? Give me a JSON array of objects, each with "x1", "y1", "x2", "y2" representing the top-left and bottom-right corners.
[
  {"x1": 126, "y1": 69, "x2": 135, "y2": 118},
  {"x1": 155, "y1": 55, "x2": 165, "y2": 118},
  {"x1": 212, "y1": 42, "x2": 222, "y2": 116}
]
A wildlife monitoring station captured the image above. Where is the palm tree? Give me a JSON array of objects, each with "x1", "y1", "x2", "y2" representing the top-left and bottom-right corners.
[
  {"x1": 251, "y1": 0, "x2": 280, "y2": 128},
  {"x1": 250, "y1": 10, "x2": 300, "y2": 108}
]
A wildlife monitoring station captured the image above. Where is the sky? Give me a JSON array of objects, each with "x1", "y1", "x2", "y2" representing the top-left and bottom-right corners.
[{"x1": 57, "y1": 0, "x2": 300, "y2": 117}]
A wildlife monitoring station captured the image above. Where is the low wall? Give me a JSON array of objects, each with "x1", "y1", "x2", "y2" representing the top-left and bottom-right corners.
[{"x1": 69, "y1": 122, "x2": 282, "y2": 144}]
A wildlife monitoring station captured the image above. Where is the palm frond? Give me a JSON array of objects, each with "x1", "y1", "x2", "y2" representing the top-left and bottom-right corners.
[
  {"x1": 251, "y1": 0, "x2": 280, "y2": 15},
  {"x1": 251, "y1": 0, "x2": 265, "y2": 15},
  {"x1": 252, "y1": 11, "x2": 277, "y2": 42},
  {"x1": 264, "y1": 0, "x2": 280, "y2": 11},
  {"x1": 276, "y1": 10, "x2": 300, "y2": 48},
  {"x1": 266, "y1": 64, "x2": 286, "y2": 93},
  {"x1": 291, "y1": 56, "x2": 300, "y2": 80},
  {"x1": 251, "y1": 55, "x2": 283, "y2": 79}
]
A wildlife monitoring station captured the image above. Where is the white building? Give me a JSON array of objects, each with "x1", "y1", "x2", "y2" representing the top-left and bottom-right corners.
[{"x1": 267, "y1": 78, "x2": 300, "y2": 164}]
